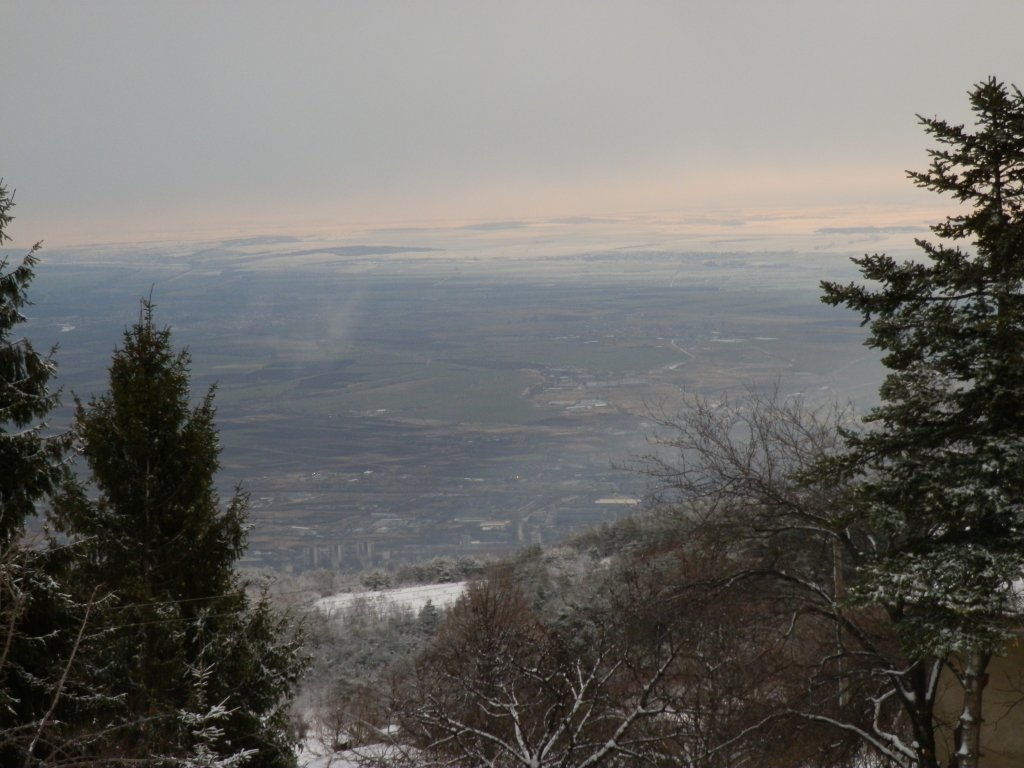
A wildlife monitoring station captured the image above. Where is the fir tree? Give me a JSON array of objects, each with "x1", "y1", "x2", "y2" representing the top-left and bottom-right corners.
[
  {"x1": 0, "y1": 181, "x2": 117, "y2": 767},
  {"x1": 60, "y1": 301, "x2": 247, "y2": 604},
  {"x1": 0, "y1": 179, "x2": 63, "y2": 542},
  {"x1": 55, "y1": 301, "x2": 304, "y2": 767},
  {"x1": 822, "y1": 78, "x2": 1024, "y2": 768}
]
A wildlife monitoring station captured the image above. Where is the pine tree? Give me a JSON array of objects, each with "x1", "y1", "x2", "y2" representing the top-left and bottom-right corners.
[
  {"x1": 0, "y1": 179, "x2": 63, "y2": 542},
  {"x1": 55, "y1": 301, "x2": 304, "y2": 767},
  {"x1": 60, "y1": 301, "x2": 247, "y2": 603},
  {"x1": 0, "y1": 181, "x2": 118, "y2": 767},
  {"x1": 822, "y1": 78, "x2": 1024, "y2": 768},
  {"x1": 0, "y1": 179, "x2": 60, "y2": 762}
]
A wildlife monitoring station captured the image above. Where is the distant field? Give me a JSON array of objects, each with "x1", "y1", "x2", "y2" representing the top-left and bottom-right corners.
[
  {"x1": 315, "y1": 582, "x2": 467, "y2": 620},
  {"x1": 27, "y1": 231, "x2": 885, "y2": 569}
]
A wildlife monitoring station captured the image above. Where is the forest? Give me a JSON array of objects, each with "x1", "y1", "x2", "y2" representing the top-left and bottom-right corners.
[{"x1": 3, "y1": 79, "x2": 1024, "y2": 768}]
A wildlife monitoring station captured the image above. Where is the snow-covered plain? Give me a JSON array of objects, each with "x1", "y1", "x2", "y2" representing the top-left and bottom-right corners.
[
  {"x1": 314, "y1": 581, "x2": 467, "y2": 620},
  {"x1": 300, "y1": 740, "x2": 418, "y2": 768},
  {"x1": 302, "y1": 582, "x2": 468, "y2": 765},
  {"x1": 298, "y1": 742, "x2": 359, "y2": 768}
]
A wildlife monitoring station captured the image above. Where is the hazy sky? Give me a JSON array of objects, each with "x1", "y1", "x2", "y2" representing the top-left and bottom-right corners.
[{"x1": 4, "y1": 1, "x2": 1023, "y2": 245}]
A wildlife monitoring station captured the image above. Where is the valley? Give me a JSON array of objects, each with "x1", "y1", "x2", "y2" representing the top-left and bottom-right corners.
[{"x1": 27, "y1": 221, "x2": 892, "y2": 569}]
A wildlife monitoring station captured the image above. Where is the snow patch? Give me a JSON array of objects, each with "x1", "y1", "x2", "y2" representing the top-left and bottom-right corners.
[{"x1": 315, "y1": 582, "x2": 467, "y2": 619}]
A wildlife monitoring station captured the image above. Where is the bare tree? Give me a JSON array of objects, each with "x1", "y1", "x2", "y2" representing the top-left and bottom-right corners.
[
  {"x1": 634, "y1": 389, "x2": 949, "y2": 768},
  {"x1": 372, "y1": 570, "x2": 686, "y2": 768}
]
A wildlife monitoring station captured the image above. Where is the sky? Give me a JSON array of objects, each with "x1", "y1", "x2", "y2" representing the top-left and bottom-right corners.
[{"x1": 4, "y1": 1, "x2": 1024, "y2": 246}]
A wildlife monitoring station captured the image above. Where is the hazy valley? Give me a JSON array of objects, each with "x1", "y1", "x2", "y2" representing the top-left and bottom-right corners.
[{"x1": 28, "y1": 217, "x2": 898, "y2": 570}]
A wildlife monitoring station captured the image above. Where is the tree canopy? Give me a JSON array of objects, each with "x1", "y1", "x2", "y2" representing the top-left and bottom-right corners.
[
  {"x1": 54, "y1": 301, "x2": 305, "y2": 766},
  {"x1": 822, "y1": 77, "x2": 1024, "y2": 768}
]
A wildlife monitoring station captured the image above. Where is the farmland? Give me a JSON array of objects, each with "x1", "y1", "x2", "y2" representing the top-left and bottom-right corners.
[{"x1": 25, "y1": 218, "x2": 899, "y2": 569}]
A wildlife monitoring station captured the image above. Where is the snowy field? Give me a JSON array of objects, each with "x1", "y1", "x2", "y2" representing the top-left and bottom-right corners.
[
  {"x1": 314, "y1": 581, "x2": 468, "y2": 619},
  {"x1": 301, "y1": 583, "x2": 468, "y2": 765},
  {"x1": 299, "y1": 743, "x2": 359, "y2": 768}
]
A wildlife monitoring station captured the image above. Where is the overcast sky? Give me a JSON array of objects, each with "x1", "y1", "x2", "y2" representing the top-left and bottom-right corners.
[{"x1": 4, "y1": 1, "x2": 1023, "y2": 245}]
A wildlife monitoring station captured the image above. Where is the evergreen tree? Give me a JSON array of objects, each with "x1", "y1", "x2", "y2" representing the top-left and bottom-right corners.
[
  {"x1": 0, "y1": 181, "x2": 118, "y2": 767},
  {"x1": 822, "y1": 78, "x2": 1024, "y2": 767},
  {"x1": 55, "y1": 301, "x2": 304, "y2": 767},
  {"x1": 0, "y1": 179, "x2": 63, "y2": 541}
]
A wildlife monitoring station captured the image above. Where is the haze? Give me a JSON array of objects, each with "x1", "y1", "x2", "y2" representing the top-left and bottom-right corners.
[{"x1": 3, "y1": 1, "x2": 1022, "y2": 245}]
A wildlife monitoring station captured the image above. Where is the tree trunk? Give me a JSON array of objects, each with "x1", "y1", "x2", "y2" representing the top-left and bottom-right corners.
[{"x1": 955, "y1": 650, "x2": 990, "y2": 768}]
